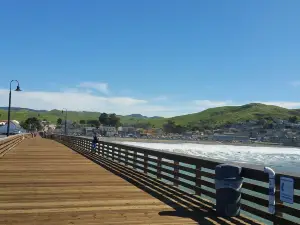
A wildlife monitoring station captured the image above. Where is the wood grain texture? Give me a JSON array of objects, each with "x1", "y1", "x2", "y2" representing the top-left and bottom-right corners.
[{"x1": 0, "y1": 137, "x2": 261, "y2": 225}]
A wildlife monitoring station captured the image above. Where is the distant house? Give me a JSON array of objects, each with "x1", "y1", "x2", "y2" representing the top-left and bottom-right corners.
[
  {"x1": 212, "y1": 133, "x2": 249, "y2": 142},
  {"x1": 183, "y1": 131, "x2": 193, "y2": 137},
  {"x1": 118, "y1": 126, "x2": 136, "y2": 134},
  {"x1": 85, "y1": 126, "x2": 117, "y2": 136}
]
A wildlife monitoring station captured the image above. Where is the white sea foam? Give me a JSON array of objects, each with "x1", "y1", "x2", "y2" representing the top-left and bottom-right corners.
[{"x1": 118, "y1": 141, "x2": 300, "y2": 173}]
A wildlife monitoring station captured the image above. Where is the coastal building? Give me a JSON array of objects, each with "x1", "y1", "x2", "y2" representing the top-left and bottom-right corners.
[
  {"x1": 211, "y1": 133, "x2": 249, "y2": 142},
  {"x1": 0, "y1": 120, "x2": 23, "y2": 134},
  {"x1": 84, "y1": 126, "x2": 117, "y2": 136},
  {"x1": 118, "y1": 126, "x2": 136, "y2": 136}
]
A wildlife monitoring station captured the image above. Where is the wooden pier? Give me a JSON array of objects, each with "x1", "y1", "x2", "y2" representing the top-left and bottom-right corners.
[{"x1": 0, "y1": 134, "x2": 299, "y2": 224}]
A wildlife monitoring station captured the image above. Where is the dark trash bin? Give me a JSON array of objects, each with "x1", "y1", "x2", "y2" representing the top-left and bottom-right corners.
[{"x1": 215, "y1": 164, "x2": 243, "y2": 217}]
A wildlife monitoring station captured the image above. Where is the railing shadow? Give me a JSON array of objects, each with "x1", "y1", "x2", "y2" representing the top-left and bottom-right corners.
[{"x1": 57, "y1": 139, "x2": 262, "y2": 225}]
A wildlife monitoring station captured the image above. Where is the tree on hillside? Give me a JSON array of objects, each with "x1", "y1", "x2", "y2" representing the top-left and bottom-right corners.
[
  {"x1": 288, "y1": 116, "x2": 298, "y2": 123},
  {"x1": 257, "y1": 119, "x2": 267, "y2": 126},
  {"x1": 79, "y1": 120, "x2": 86, "y2": 125},
  {"x1": 72, "y1": 121, "x2": 79, "y2": 128},
  {"x1": 174, "y1": 124, "x2": 186, "y2": 134},
  {"x1": 224, "y1": 122, "x2": 233, "y2": 128},
  {"x1": 57, "y1": 118, "x2": 62, "y2": 125},
  {"x1": 136, "y1": 122, "x2": 151, "y2": 129},
  {"x1": 163, "y1": 120, "x2": 175, "y2": 133},
  {"x1": 87, "y1": 120, "x2": 100, "y2": 128},
  {"x1": 20, "y1": 117, "x2": 42, "y2": 131},
  {"x1": 98, "y1": 113, "x2": 121, "y2": 127},
  {"x1": 108, "y1": 113, "x2": 121, "y2": 127},
  {"x1": 99, "y1": 113, "x2": 109, "y2": 125},
  {"x1": 163, "y1": 120, "x2": 186, "y2": 134}
]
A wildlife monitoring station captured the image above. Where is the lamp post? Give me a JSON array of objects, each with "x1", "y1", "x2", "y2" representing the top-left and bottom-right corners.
[
  {"x1": 7, "y1": 80, "x2": 22, "y2": 137},
  {"x1": 62, "y1": 108, "x2": 68, "y2": 135}
]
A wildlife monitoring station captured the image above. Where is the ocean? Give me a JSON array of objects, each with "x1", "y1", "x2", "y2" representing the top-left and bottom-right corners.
[{"x1": 119, "y1": 141, "x2": 300, "y2": 174}]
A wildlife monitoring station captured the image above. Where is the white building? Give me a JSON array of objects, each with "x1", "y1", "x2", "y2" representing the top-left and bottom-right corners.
[
  {"x1": 0, "y1": 120, "x2": 23, "y2": 134},
  {"x1": 83, "y1": 126, "x2": 117, "y2": 137}
]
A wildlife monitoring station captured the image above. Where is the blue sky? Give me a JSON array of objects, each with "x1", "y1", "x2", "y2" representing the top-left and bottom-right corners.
[{"x1": 1, "y1": 0, "x2": 300, "y2": 116}]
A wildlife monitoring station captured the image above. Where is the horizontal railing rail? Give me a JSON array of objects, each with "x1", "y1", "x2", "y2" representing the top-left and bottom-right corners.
[
  {"x1": 49, "y1": 134, "x2": 300, "y2": 225},
  {"x1": 0, "y1": 133, "x2": 31, "y2": 157}
]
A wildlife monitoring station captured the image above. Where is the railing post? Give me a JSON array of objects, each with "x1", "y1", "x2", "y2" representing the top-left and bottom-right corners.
[
  {"x1": 97, "y1": 142, "x2": 101, "y2": 155},
  {"x1": 101, "y1": 143, "x2": 104, "y2": 156},
  {"x1": 111, "y1": 145, "x2": 115, "y2": 161},
  {"x1": 174, "y1": 160, "x2": 179, "y2": 187},
  {"x1": 89, "y1": 140, "x2": 92, "y2": 152},
  {"x1": 102, "y1": 144, "x2": 105, "y2": 156},
  {"x1": 117, "y1": 148, "x2": 121, "y2": 163},
  {"x1": 272, "y1": 179, "x2": 281, "y2": 225},
  {"x1": 133, "y1": 151, "x2": 137, "y2": 170},
  {"x1": 125, "y1": 148, "x2": 128, "y2": 166},
  {"x1": 144, "y1": 153, "x2": 148, "y2": 174},
  {"x1": 195, "y1": 164, "x2": 202, "y2": 196},
  {"x1": 157, "y1": 156, "x2": 162, "y2": 180}
]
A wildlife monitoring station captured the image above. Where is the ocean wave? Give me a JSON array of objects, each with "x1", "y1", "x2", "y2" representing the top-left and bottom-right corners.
[{"x1": 118, "y1": 141, "x2": 300, "y2": 173}]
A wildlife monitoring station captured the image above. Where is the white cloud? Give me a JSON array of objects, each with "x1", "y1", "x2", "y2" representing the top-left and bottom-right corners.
[
  {"x1": 0, "y1": 88, "x2": 177, "y2": 117},
  {"x1": 192, "y1": 100, "x2": 233, "y2": 108},
  {"x1": 258, "y1": 101, "x2": 300, "y2": 109},
  {"x1": 290, "y1": 81, "x2": 300, "y2": 87},
  {"x1": 77, "y1": 82, "x2": 109, "y2": 94}
]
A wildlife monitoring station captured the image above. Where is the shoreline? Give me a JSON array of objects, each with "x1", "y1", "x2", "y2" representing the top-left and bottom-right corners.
[
  {"x1": 79, "y1": 135, "x2": 299, "y2": 149},
  {"x1": 102, "y1": 137, "x2": 292, "y2": 148}
]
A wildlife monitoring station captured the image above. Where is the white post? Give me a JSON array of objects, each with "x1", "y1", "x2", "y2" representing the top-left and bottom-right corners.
[{"x1": 264, "y1": 167, "x2": 276, "y2": 214}]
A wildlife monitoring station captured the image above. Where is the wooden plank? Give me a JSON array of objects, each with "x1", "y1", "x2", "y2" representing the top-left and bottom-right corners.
[
  {"x1": 274, "y1": 215, "x2": 300, "y2": 225},
  {"x1": 241, "y1": 168, "x2": 268, "y2": 182},
  {"x1": 144, "y1": 153, "x2": 148, "y2": 174},
  {"x1": 157, "y1": 156, "x2": 162, "y2": 180},
  {"x1": 242, "y1": 182, "x2": 269, "y2": 196},
  {"x1": 173, "y1": 161, "x2": 179, "y2": 187},
  {"x1": 195, "y1": 164, "x2": 202, "y2": 196},
  {"x1": 276, "y1": 203, "x2": 300, "y2": 217},
  {"x1": 199, "y1": 170, "x2": 215, "y2": 179},
  {"x1": 240, "y1": 204, "x2": 275, "y2": 222},
  {"x1": 241, "y1": 193, "x2": 269, "y2": 207}
]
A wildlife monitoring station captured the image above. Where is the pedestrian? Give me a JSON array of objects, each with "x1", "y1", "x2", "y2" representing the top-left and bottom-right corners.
[{"x1": 92, "y1": 133, "x2": 99, "y2": 153}]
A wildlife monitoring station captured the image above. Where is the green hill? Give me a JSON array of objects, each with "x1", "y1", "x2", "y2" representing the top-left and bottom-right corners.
[
  {"x1": 143, "y1": 103, "x2": 300, "y2": 128},
  {"x1": 0, "y1": 108, "x2": 148, "y2": 125},
  {"x1": 0, "y1": 103, "x2": 299, "y2": 129}
]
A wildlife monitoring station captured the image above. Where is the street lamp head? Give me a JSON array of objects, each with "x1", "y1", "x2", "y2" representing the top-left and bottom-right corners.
[{"x1": 15, "y1": 85, "x2": 21, "y2": 92}]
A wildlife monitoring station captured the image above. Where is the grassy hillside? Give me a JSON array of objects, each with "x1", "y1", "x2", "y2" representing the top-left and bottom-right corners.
[
  {"x1": 150, "y1": 103, "x2": 300, "y2": 128},
  {"x1": 0, "y1": 103, "x2": 299, "y2": 128},
  {"x1": 0, "y1": 109, "x2": 148, "y2": 125}
]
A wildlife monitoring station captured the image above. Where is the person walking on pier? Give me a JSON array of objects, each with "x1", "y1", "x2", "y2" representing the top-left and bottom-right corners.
[{"x1": 92, "y1": 133, "x2": 98, "y2": 153}]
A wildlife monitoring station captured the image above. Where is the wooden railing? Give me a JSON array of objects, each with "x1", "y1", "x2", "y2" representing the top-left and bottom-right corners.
[
  {"x1": 50, "y1": 134, "x2": 300, "y2": 225},
  {"x1": 0, "y1": 134, "x2": 31, "y2": 157}
]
